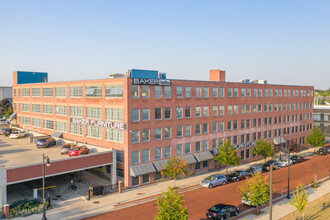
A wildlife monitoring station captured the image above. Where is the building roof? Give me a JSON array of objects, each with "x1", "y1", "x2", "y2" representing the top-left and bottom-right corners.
[{"x1": 314, "y1": 105, "x2": 330, "y2": 109}]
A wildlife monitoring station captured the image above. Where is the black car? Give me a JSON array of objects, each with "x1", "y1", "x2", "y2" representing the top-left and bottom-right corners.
[
  {"x1": 36, "y1": 137, "x2": 57, "y2": 148},
  {"x1": 206, "y1": 203, "x2": 239, "y2": 219},
  {"x1": 0, "y1": 128, "x2": 14, "y2": 136},
  {"x1": 316, "y1": 148, "x2": 329, "y2": 156},
  {"x1": 290, "y1": 155, "x2": 305, "y2": 164},
  {"x1": 262, "y1": 160, "x2": 280, "y2": 171},
  {"x1": 227, "y1": 171, "x2": 249, "y2": 182}
]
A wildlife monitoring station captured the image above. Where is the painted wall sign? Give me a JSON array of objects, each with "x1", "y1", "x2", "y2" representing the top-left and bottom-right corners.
[
  {"x1": 234, "y1": 142, "x2": 256, "y2": 150},
  {"x1": 132, "y1": 78, "x2": 171, "y2": 85},
  {"x1": 70, "y1": 117, "x2": 127, "y2": 130}
]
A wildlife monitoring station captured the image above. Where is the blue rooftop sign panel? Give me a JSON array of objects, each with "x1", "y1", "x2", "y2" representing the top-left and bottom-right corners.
[
  {"x1": 17, "y1": 71, "x2": 48, "y2": 84},
  {"x1": 130, "y1": 69, "x2": 159, "y2": 79}
]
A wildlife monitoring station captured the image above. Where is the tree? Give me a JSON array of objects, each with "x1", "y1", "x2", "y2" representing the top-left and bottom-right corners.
[
  {"x1": 4, "y1": 107, "x2": 13, "y2": 118},
  {"x1": 307, "y1": 126, "x2": 325, "y2": 152},
  {"x1": 155, "y1": 186, "x2": 189, "y2": 220},
  {"x1": 0, "y1": 98, "x2": 11, "y2": 116},
  {"x1": 161, "y1": 157, "x2": 190, "y2": 188},
  {"x1": 253, "y1": 138, "x2": 275, "y2": 163},
  {"x1": 239, "y1": 173, "x2": 270, "y2": 214},
  {"x1": 289, "y1": 184, "x2": 309, "y2": 220},
  {"x1": 214, "y1": 139, "x2": 240, "y2": 175}
]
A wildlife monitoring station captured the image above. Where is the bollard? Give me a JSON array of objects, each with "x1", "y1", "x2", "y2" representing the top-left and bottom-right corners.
[
  {"x1": 118, "y1": 181, "x2": 123, "y2": 194},
  {"x1": 3, "y1": 204, "x2": 9, "y2": 219},
  {"x1": 47, "y1": 193, "x2": 51, "y2": 208}
]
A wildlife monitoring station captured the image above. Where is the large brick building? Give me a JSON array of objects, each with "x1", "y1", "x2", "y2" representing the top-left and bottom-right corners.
[{"x1": 12, "y1": 69, "x2": 314, "y2": 187}]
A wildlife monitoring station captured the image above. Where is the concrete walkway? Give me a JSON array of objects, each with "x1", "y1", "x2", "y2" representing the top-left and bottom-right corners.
[{"x1": 14, "y1": 147, "x2": 320, "y2": 220}]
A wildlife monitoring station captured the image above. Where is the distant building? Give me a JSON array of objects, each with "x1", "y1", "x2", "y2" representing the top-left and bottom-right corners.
[
  {"x1": 0, "y1": 86, "x2": 12, "y2": 103},
  {"x1": 314, "y1": 105, "x2": 330, "y2": 142}
]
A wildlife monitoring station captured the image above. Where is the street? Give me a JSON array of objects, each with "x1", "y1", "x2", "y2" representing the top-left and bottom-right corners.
[{"x1": 85, "y1": 154, "x2": 330, "y2": 220}]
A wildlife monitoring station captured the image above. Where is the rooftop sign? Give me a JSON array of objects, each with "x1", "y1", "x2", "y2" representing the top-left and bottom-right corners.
[
  {"x1": 133, "y1": 78, "x2": 171, "y2": 86},
  {"x1": 70, "y1": 117, "x2": 127, "y2": 130}
]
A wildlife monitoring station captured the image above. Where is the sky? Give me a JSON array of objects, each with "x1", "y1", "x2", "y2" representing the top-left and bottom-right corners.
[{"x1": 1, "y1": 0, "x2": 330, "y2": 89}]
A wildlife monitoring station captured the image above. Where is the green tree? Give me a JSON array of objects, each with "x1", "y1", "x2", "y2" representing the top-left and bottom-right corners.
[
  {"x1": 239, "y1": 173, "x2": 270, "y2": 214},
  {"x1": 289, "y1": 184, "x2": 309, "y2": 220},
  {"x1": 155, "y1": 186, "x2": 189, "y2": 220},
  {"x1": 214, "y1": 139, "x2": 240, "y2": 175},
  {"x1": 307, "y1": 126, "x2": 325, "y2": 152},
  {"x1": 4, "y1": 106, "x2": 13, "y2": 118},
  {"x1": 161, "y1": 157, "x2": 190, "y2": 188},
  {"x1": 253, "y1": 138, "x2": 275, "y2": 163}
]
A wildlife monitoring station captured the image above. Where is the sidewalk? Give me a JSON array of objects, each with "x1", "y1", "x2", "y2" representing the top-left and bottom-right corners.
[
  {"x1": 242, "y1": 178, "x2": 330, "y2": 220},
  {"x1": 15, "y1": 147, "x2": 317, "y2": 220}
]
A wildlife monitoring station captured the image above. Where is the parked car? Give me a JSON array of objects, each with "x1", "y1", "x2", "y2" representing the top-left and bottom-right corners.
[
  {"x1": 200, "y1": 174, "x2": 228, "y2": 189},
  {"x1": 206, "y1": 203, "x2": 239, "y2": 219},
  {"x1": 61, "y1": 143, "x2": 77, "y2": 154},
  {"x1": 290, "y1": 155, "x2": 305, "y2": 164},
  {"x1": 262, "y1": 160, "x2": 280, "y2": 171},
  {"x1": 0, "y1": 128, "x2": 14, "y2": 136},
  {"x1": 242, "y1": 193, "x2": 269, "y2": 206},
  {"x1": 316, "y1": 148, "x2": 329, "y2": 156},
  {"x1": 227, "y1": 171, "x2": 249, "y2": 182},
  {"x1": 273, "y1": 159, "x2": 293, "y2": 168},
  {"x1": 36, "y1": 137, "x2": 57, "y2": 148},
  {"x1": 245, "y1": 166, "x2": 262, "y2": 176},
  {"x1": 9, "y1": 131, "x2": 26, "y2": 139},
  {"x1": 68, "y1": 146, "x2": 89, "y2": 156}
]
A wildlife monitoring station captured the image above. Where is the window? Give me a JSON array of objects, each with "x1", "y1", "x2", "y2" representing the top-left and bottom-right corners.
[
  {"x1": 195, "y1": 141, "x2": 201, "y2": 152},
  {"x1": 165, "y1": 146, "x2": 171, "y2": 158},
  {"x1": 196, "y1": 106, "x2": 202, "y2": 117},
  {"x1": 241, "y1": 120, "x2": 245, "y2": 129},
  {"x1": 234, "y1": 88, "x2": 238, "y2": 97},
  {"x1": 132, "y1": 85, "x2": 139, "y2": 98},
  {"x1": 176, "y1": 86, "x2": 183, "y2": 98},
  {"x1": 185, "y1": 106, "x2": 191, "y2": 118},
  {"x1": 43, "y1": 104, "x2": 53, "y2": 114},
  {"x1": 219, "y1": 106, "x2": 224, "y2": 115},
  {"x1": 22, "y1": 103, "x2": 30, "y2": 112},
  {"x1": 203, "y1": 87, "x2": 209, "y2": 98},
  {"x1": 54, "y1": 87, "x2": 67, "y2": 97},
  {"x1": 253, "y1": 104, "x2": 257, "y2": 113},
  {"x1": 219, "y1": 122, "x2": 224, "y2": 131},
  {"x1": 234, "y1": 105, "x2": 238, "y2": 114},
  {"x1": 241, "y1": 88, "x2": 246, "y2": 97},
  {"x1": 70, "y1": 106, "x2": 83, "y2": 117},
  {"x1": 22, "y1": 88, "x2": 30, "y2": 97},
  {"x1": 246, "y1": 134, "x2": 250, "y2": 142},
  {"x1": 228, "y1": 88, "x2": 232, "y2": 97},
  {"x1": 196, "y1": 87, "x2": 202, "y2": 98},
  {"x1": 247, "y1": 104, "x2": 251, "y2": 114},
  {"x1": 165, "y1": 127, "x2": 171, "y2": 139},
  {"x1": 142, "y1": 174, "x2": 149, "y2": 184},
  {"x1": 142, "y1": 85, "x2": 149, "y2": 98},
  {"x1": 265, "y1": 89, "x2": 268, "y2": 97},
  {"x1": 132, "y1": 130, "x2": 140, "y2": 143},
  {"x1": 142, "y1": 129, "x2": 150, "y2": 142},
  {"x1": 86, "y1": 86, "x2": 102, "y2": 97},
  {"x1": 203, "y1": 140, "x2": 208, "y2": 150},
  {"x1": 155, "y1": 128, "x2": 162, "y2": 140},
  {"x1": 212, "y1": 106, "x2": 218, "y2": 116},
  {"x1": 254, "y1": 88, "x2": 258, "y2": 97},
  {"x1": 269, "y1": 89, "x2": 273, "y2": 97},
  {"x1": 131, "y1": 109, "x2": 140, "y2": 122},
  {"x1": 203, "y1": 106, "x2": 209, "y2": 117},
  {"x1": 132, "y1": 151, "x2": 139, "y2": 164},
  {"x1": 212, "y1": 122, "x2": 217, "y2": 132},
  {"x1": 132, "y1": 176, "x2": 139, "y2": 186},
  {"x1": 203, "y1": 123, "x2": 208, "y2": 133},
  {"x1": 177, "y1": 126, "x2": 183, "y2": 137},
  {"x1": 176, "y1": 144, "x2": 183, "y2": 155},
  {"x1": 228, "y1": 105, "x2": 232, "y2": 115},
  {"x1": 219, "y1": 87, "x2": 224, "y2": 97},
  {"x1": 241, "y1": 134, "x2": 245, "y2": 144},
  {"x1": 155, "y1": 147, "x2": 162, "y2": 160},
  {"x1": 106, "y1": 129, "x2": 124, "y2": 143},
  {"x1": 105, "y1": 85, "x2": 123, "y2": 97},
  {"x1": 246, "y1": 149, "x2": 250, "y2": 159},
  {"x1": 165, "y1": 107, "x2": 171, "y2": 119},
  {"x1": 185, "y1": 143, "x2": 191, "y2": 154},
  {"x1": 228, "y1": 121, "x2": 232, "y2": 130},
  {"x1": 185, "y1": 125, "x2": 191, "y2": 136},
  {"x1": 196, "y1": 124, "x2": 201, "y2": 134},
  {"x1": 258, "y1": 88, "x2": 262, "y2": 97},
  {"x1": 203, "y1": 160, "x2": 208, "y2": 168},
  {"x1": 142, "y1": 149, "x2": 150, "y2": 162},
  {"x1": 86, "y1": 107, "x2": 102, "y2": 119},
  {"x1": 165, "y1": 86, "x2": 171, "y2": 98},
  {"x1": 155, "y1": 108, "x2": 162, "y2": 120},
  {"x1": 70, "y1": 123, "x2": 83, "y2": 135},
  {"x1": 32, "y1": 118, "x2": 42, "y2": 128},
  {"x1": 55, "y1": 105, "x2": 67, "y2": 116},
  {"x1": 69, "y1": 86, "x2": 83, "y2": 97},
  {"x1": 55, "y1": 121, "x2": 67, "y2": 132},
  {"x1": 43, "y1": 119, "x2": 54, "y2": 130},
  {"x1": 246, "y1": 119, "x2": 250, "y2": 128},
  {"x1": 241, "y1": 105, "x2": 246, "y2": 114},
  {"x1": 233, "y1": 136, "x2": 238, "y2": 145},
  {"x1": 32, "y1": 104, "x2": 41, "y2": 113},
  {"x1": 233, "y1": 120, "x2": 238, "y2": 129},
  {"x1": 247, "y1": 88, "x2": 251, "y2": 97},
  {"x1": 86, "y1": 126, "x2": 102, "y2": 139},
  {"x1": 212, "y1": 88, "x2": 218, "y2": 97},
  {"x1": 142, "y1": 108, "x2": 149, "y2": 121},
  {"x1": 32, "y1": 88, "x2": 41, "y2": 97},
  {"x1": 23, "y1": 117, "x2": 31, "y2": 125},
  {"x1": 195, "y1": 162, "x2": 201, "y2": 170},
  {"x1": 212, "y1": 139, "x2": 217, "y2": 148},
  {"x1": 155, "y1": 86, "x2": 162, "y2": 98},
  {"x1": 258, "y1": 104, "x2": 262, "y2": 113},
  {"x1": 177, "y1": 107, "x2": 183, "y2": 118},
  {"x1": 185, "y1": 87, "x2": 191, "y2": 98}
]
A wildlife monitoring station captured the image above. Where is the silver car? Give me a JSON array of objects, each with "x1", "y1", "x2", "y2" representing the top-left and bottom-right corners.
[{"x1": 200, "y1": 174, "x2": 227, "y2": 189}]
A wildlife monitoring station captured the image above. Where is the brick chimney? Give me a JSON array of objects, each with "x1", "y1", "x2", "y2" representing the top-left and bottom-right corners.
[{"x1": 210, "y1": 69, "x2": 226, "y2": 82}]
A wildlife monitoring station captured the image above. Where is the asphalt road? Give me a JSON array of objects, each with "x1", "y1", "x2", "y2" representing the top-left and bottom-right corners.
[{"x1": 86, "y1": 154, "x2": 330, "y2": 220}]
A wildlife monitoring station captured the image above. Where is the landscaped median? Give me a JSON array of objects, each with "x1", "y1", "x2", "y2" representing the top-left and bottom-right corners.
[{"x1": 6, "y1": 199, "x2": 52, "y2": 218}]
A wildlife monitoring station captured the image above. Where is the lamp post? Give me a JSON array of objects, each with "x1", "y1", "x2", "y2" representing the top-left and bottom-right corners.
[
  {"x1": 42, "y1": 154, "x2": 50, "y2": 220},
  {"x1": 286, "y1": 150, "x2": 290, "y2": 199}
]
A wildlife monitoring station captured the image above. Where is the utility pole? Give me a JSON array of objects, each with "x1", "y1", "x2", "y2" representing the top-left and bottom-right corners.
[{"x1": 269, "y1": 164, "x2": 273, "y2": 220}]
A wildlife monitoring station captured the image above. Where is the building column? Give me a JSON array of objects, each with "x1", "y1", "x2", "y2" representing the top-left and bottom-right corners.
[
  {"x1": 0, "y1": 165, "x2": 7, "y2": 216},
  {"x1": 112, "y1": 149, "x2": 117, "y2": 190}
]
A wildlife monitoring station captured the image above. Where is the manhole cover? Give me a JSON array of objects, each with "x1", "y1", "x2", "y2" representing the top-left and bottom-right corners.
[
  {"x1": 93, "y1": 201, "x2": 100, "y2": 204},
  {"x1": 56, "y1": 195, "x2": 62, "y2": 198},
  {"x1": 137, "y1": 193, "x2": 145, "y2": 195}
]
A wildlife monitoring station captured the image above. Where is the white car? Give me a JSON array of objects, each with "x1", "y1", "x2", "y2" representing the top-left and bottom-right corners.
[
  {"x1": 275, "y1": 159, "x2": 293, "y2": 168},
  {"x1": 9, "y1": 131, "x2": 26, "y2": 139}
]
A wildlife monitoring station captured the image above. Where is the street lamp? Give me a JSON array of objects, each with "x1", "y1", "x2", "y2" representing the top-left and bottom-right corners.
[
  {"x1": 286, "y1": 150, "x2": 290, "y2": 199},
  {"x1": 42, "y1": 154, "x2": 50, "y2": 220}
]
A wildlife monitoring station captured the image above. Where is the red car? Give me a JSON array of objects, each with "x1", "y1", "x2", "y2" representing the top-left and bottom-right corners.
[{"x1": 68, "y1": 146, "x2": 89, "y2": 156}]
